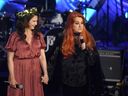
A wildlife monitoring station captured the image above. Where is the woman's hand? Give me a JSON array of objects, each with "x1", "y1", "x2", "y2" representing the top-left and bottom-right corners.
[
  {"x1": 41, "y1": 74, "x2": 49, "y2": 85},
  {"x1": 9, "y1": 77, "x2": 17, "y2": 88},
  {"x1": 87, "y1": 42, "x2": 94, "y2": 50}
]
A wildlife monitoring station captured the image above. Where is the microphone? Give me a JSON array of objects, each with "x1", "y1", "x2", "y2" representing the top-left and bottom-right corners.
[
  {"x1": 74, "y1": 32, "x2": 80, "y2": 46},
  {"x1": 79, "y1": 35, "x2": 86, "y2": 50},
  {"x1": 4, "y1": 81, "x2": 23, "y2": 89},
  {"x1": 79, "y1": 35, "x2": 84, "y2": 43}
]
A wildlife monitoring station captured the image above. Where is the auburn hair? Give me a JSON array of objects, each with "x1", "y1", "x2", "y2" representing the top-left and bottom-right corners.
[{"x1": 61, "y1": 11, "x2": 95, "y2": 58}]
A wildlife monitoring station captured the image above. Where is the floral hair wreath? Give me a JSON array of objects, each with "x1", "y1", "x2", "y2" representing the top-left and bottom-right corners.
[{"x1": 17, "y1": 7, "x2": 38, "y2": 18}]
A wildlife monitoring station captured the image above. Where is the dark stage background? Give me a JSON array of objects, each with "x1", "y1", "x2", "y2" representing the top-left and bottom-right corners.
[{"x1": 0, "y1": 0, "x2": 128, "y2": 96}]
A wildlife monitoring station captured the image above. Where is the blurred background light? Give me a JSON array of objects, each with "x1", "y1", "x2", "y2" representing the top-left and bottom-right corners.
[
  {"x1": 0, "y1": 0, "x2": 7, "y2": 10},
  {"x1": 55, "y1": 0, "x2": 97, "y2": 22},
  {"x1": 83, "y1": 8, "x2": 96, "y2": 22},
  {"x1": 125, "y1": 11, "x2": 128, "y2": 19}
]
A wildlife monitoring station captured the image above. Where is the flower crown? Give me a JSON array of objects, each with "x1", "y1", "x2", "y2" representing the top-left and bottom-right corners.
[{"x1": 17, "y1": 7, "x2": 38, "y2": 18}]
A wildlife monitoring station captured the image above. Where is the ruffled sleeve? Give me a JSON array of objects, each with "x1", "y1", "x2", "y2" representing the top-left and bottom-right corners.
[
  {"x1": 39, "y1": 32, "x2": 46, "y2": 49},
  {"x1": 5, "y1": 32, "x2": 18, "y2": 52}
]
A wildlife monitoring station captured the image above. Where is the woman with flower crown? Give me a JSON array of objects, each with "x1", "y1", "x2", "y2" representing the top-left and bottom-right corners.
[{"x1": 5, "y1": 7, "x2": 49, "y2": 96}]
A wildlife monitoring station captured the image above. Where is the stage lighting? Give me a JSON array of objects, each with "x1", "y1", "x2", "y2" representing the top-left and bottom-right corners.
[
  {"x1": 0, "y1": 0, "x2": 6, "y2": 10},
  {"x1": 69, "y1": 9, "x2": 73, "y2": 12},
  {"x1": 83, "y1": 8, "x2": 96, "y2": 22},
  {"x1": 125, "y1": 11, "x2": 128, "y2": 19},
  {"x1": 55, "y1": 0, "x2": 99, "y2": 22}
]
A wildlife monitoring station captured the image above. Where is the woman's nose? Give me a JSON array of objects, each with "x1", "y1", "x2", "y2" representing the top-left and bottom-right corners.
[{"x1": 79, "y1": 24, "x2": 82, "y2": 27}]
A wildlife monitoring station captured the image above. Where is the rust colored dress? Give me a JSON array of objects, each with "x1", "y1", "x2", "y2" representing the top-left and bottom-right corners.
[{"x1": 5, "y1": 32, "x2": 46, "y2": 96}]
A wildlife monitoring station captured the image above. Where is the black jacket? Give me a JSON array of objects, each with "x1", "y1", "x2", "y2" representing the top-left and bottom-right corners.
[{"x1": 46, "y1": 34, "x2": 105, "y2": 96}]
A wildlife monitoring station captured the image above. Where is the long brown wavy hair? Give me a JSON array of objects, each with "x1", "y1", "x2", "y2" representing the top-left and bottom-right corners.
[
  {"x1": 61, "y1": 11, "x2": 96, "y2": 58},
  {"x1": 16, "y1": 8, "x2": 40, "y2": 41}
]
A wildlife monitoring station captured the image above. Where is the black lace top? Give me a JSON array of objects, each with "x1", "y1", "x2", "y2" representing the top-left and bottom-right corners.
[{"x1": 62, "y1": 44, "x2": 88, "y2": 87}]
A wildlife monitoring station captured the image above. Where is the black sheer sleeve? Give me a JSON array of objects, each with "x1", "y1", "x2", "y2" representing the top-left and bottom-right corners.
[{"x1": 87, "y1": 48, "x2": 105, "y2": 96}]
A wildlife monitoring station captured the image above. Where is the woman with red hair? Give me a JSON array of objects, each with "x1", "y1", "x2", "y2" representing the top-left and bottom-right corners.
[
  {"x1": 61, "y1": 11, "x2": 95, "y2": 58},
  {"x1": 49, "y1": 11, "x2": 104, "y2": 96}
]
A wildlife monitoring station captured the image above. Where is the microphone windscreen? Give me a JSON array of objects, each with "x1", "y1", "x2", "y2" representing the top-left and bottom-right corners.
[
  {"x1": 4, "y1": 81, "x2": 23, "y2": 89},
  {"x1": 79, "y1": 36, "x2": 84, "y2": 43},
  {"x1": 16, "y1": 84, "x2": 24, "y2": 89}
]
